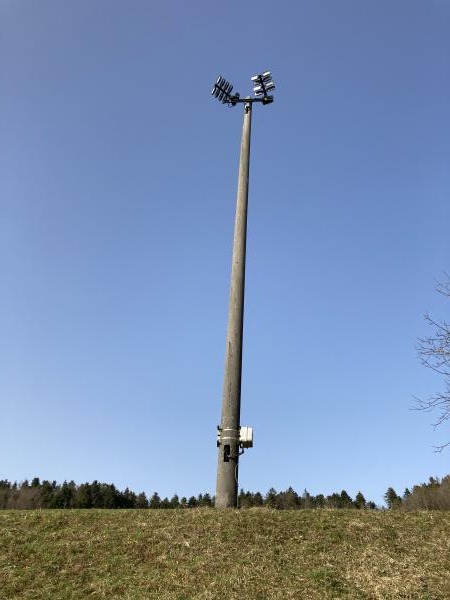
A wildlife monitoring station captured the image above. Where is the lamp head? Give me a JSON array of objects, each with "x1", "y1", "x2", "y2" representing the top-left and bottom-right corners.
[
  {"x1": 211, "y1": 70, "x2": 275, "y2": 107},
  {"x1": 211, "y1": 75, "x2": 239, "y2": 106},
  {"x1": 251, "y1": 70, "x2": 275, "y2": 102}
]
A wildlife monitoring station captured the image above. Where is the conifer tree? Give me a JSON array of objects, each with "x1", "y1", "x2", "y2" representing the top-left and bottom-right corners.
[
  {"x1": 160, "y1": 497, "x2": 171, "y2": 509},
  {"x1": 355, "y1": 491, "x2": 366, "y2": 509},
  {"x1": 339, "y1": 490, "x2": 354, "y2": 508},
  {"x1": 264, "y1": 488, "x2": 278, "y2": 508},
  {"x1": 136, "y1": 492, "x2": 148, "y2": 509},
  {"x1": 253, "y1": 491, "x2": 264, "y2": 506},
  {"x1": 384, "y1": 487, "x2": 402, "y2": 509},
  {"x1": 169, "y1": 494, "x2": 180, "y2": 509},
  {"x1": 149, "y1": 492, "x2": 161, "y2": 509}
]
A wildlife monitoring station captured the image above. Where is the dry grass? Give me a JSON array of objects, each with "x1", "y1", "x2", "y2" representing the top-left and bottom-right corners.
[{"x1": 1, "y1": 509, "x2": 450, "y2": 599}]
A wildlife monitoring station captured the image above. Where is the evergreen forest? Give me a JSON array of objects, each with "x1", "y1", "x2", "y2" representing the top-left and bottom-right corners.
[{"x1": 2, "y1": 475, "x2": 450, "y2": 510}]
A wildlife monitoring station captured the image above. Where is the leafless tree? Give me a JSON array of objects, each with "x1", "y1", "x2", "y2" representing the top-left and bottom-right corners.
[{"x1": 416, "y1": 277, "x2": 450, "y2": 450}]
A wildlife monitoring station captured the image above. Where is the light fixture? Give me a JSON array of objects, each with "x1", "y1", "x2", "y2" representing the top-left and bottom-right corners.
[
  {"x1": 211, "y1": 70, "x2": 275, "y2": 108},
  {"x1": 251, "y1": 70, "x2": 275, "y2": 101},
  {"x1": 211, "y1": 76, "x2": 240, "y2": 106}
]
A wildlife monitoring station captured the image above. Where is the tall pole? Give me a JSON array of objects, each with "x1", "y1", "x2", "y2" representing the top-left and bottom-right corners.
[{"x1": 215, "y1": 100, "x2": 252, "y2": 508}]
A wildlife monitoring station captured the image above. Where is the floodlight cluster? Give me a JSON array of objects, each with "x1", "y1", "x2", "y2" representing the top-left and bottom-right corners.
[
  {"x1": 211, "y1": 76, "x2": 239, "y2": 106},
  {"x1": 211, "y1": 70, "x2": 275, "y2": 107},
  {"x1": 251, "y1": 71, "x2": 275, "y2": 98}
]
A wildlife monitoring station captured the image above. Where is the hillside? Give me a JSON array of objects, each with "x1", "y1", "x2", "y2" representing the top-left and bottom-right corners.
[{"x1": 1, "y1": 509, "x2": 450, "y2": 599}]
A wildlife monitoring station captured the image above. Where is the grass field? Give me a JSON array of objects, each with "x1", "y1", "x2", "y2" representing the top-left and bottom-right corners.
[{"x1": 1, "y1": 509, "x2": 450, "y2": 599}]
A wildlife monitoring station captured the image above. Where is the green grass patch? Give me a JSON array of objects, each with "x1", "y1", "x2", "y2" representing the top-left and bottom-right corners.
[{"x1": 1, "y1": 509, "x2": 450, "y2": 599}]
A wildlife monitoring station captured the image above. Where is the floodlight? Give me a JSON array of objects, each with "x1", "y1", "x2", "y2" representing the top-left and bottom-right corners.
[
  {"x1": 212, "y1": 69, "x2": 275, "y2": 109},
  {"x1": 250, "y1": 70, "x2": 276, "y2": 101},
  {"x1": 211, "y1": 75, "x2": 239, "y2": 106}
]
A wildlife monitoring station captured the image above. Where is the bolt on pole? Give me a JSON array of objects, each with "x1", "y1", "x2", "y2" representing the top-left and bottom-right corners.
[{"x1": 215, "y1": 101, "x2": 252, "y2": 508}]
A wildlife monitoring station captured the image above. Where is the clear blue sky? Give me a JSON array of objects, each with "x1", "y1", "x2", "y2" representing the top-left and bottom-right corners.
[{"x1": 1, "y1": 0, "x2": 449, "y2": 505}]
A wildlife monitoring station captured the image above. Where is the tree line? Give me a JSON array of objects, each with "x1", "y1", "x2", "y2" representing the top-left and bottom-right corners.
[
  {"x1": 385, "y1": 475, "x2": 450, "y2": 510},
  {"x1": 1, "y1": 476, "x2": 449, "y2": 510},
  {"x1": 0, "y1": 478, "x2": 377, "y2": 510}
]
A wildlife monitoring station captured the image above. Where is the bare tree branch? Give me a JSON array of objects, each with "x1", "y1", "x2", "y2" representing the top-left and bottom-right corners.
[{"x1": 416, "y1": 276, "x2": 450, "y2": 449}]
